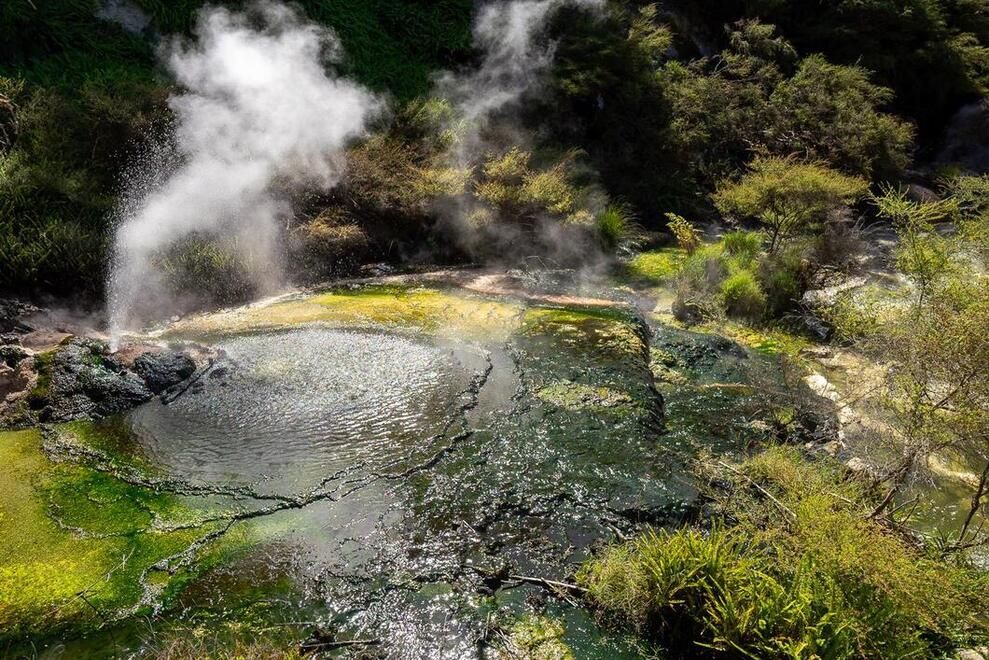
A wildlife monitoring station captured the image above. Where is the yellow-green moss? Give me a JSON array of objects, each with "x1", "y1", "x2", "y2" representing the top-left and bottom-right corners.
[
  {"x1": 624, "y1": 248, "x2": 688, "y2": 285},
  {"x1": 536, "y1": 380, "x2": 634, "y2": 411},
  {"x1": 520, "y1": 307, "x2": 645, "y2": 360},
  {"x1": 0, "y1": 430, "x2": 219, "y2": 638},
  {"x1": 500, "y1": 615, "x2": 574, "y2": 660},
  {"x1": 164, "y1": 285, "x2": 523, "y2": 342}
]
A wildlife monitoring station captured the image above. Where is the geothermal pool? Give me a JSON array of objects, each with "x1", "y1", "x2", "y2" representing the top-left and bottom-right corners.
[{"x1": 3, "y1": 282, "x2": 797, "y2": 657}]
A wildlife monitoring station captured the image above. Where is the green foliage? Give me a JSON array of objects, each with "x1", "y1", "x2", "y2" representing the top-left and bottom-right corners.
[
  {"x1": 719, "y1": 269, "x2": 766, "y2": 319},
  {"x1": 656, "y1": 21, "x2": 913, "y2": 188},
  {"x1": 121, "y1": 0, "x2": 474, "y2": 99},
  {"x1": 154, "y1": 235, "x2": 255, "y2": 306},
  {"x1": 671, "y1": 0, "x2": 989, "y2": 132},
  {"x1": 720, "y1": 230, "x2": 763, "y2": 261},
  {"x1": 758, "y1": 244, "x2": 808, "y2": 317},
  {"x1": 0, "y1": 0, "x2": 473, "y2": 295},
  {"x1": 474, "y1": 147, "x2": 593, "y2": 225},
  {"x1": 713, "y1": 157, "x2": 868, "y2": 253},
  {"x1": 872, "y1": 185, "x2": 960, "y2": 299},
  {"x1": 547, "y1": 3, "x2": 682, "y2": 217},
  {"x1": 944, "y1": 174, "x2": 989, "y2": 258},
  {"x1": 580, "y1": 448, "x2": 989, "y2": 658},
  {"x1": 665, "y1": 212, "x2": 700, "y2": 254},
  {"x1": 769, "y1": 55, "x2": 915, "y2": 178},
  {"x1": 596, "y1": 204, "x2": 638, "y2": 250},
  {"x1": 672, "y1": 230, "x2": 814, "y2": 322}
]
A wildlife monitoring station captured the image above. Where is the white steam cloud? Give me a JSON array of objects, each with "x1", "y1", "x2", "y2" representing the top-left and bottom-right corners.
[
  {"x1": 109, "y1": 1, "x2": 380, "y2": 336},
  {"x1": 439, "y1": 0, "x2": 603, "y2": 151},
  {"x1": 434, "y1": 0, "x2": 604, "y2": 258}
]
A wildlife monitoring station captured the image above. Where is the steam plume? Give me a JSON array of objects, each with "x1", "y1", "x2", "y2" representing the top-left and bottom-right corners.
[
  {"x1": 435, "y1": 0, "x2": 604, "y2": 254},
  {"x1": 108, "y1": 1, "x2": 380, "y2": 336},
  {"x1": 440, "y1": 0, "x2": 602, "y2": 147}
]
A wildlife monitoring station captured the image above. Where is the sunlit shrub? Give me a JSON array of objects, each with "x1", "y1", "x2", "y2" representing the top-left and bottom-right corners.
[
  {"x1": 580, "y1": 448, "x2": 989, "y2": 658},
  {"x1": 665, "y1": 212, "x2": 700, "y2": 254},
  {"x1": 720, "y1": 268, "x2": 766, "y2": 318}
]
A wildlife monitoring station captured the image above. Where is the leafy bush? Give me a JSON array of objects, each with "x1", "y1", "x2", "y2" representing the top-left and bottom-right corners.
[
  {"x1": 580, "y1": 448, "x2": 989, "y2": 658},
  {"x1": 291, "y1": 208, "x2": 370, "y2": 280},
  {"x1": 665, "y1": 212, "x2": 700, "y2": 254},
  {"x1": 719, "y1": 269, "x2": 766, "y2": 319},
  {"x1": 768, "y1": 55, "x2": 914, "y2": 178},
  {"x1": 714, "y1": 157, "x2": 868, "y2": 253},
  {"x1": 759, "y1": 244, "x2": 807, "y2": 317},
  {"x1": 154, "y1": 235, "x2": 256, "y2": 306}
]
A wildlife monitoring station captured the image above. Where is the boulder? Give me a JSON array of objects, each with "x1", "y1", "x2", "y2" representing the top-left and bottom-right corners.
[
  {"x1": 132, "y1": 350, "x2": 197, "y2": 394},
  {"x1": 40, "y1": 338, "x2": 152, "y2": 422}
]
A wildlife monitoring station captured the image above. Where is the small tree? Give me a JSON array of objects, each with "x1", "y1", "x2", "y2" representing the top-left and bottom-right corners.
[
  {"x1": 713, "y1": 157, "x2": 868, "y2": 253},
  {"x1": 871, "y1": 185, "x2": 959, "y2": 306},
  {"x1": 665, "y1": 212, "x2": 700, "y2": 254},
  {"x1": 837, "y1": 183, "x2": 989, "y2": 549}
]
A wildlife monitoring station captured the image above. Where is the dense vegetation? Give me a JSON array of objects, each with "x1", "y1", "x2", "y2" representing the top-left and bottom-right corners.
[
  {"x1": 2, "y1": 0, "x2": 987, "y2": 298},
  {"x1": 580, "y1": 448, "x2": 989, "y2": 657}
]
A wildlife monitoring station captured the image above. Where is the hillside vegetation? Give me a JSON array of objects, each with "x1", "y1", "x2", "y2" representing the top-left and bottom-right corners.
[{"x1": 1, "y1": 0, "x2": 987, "y2": 298}]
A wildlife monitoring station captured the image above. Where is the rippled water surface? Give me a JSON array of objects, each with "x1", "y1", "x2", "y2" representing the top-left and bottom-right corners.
[
  {"x1": 128, "y1": 328, "x2": 482, "y2": 495},
  {"x1": 23, "y1": 289, "x2": 801, "y2": 658}
]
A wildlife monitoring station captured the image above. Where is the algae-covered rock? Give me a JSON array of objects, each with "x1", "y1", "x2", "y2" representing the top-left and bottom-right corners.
[
  {"x1": 0, "y1": 429, "x2": 221, "y2": 641},
  {"x1": 537, "y1": 380, "x2": 633, "y2": 411},
  {"x1": 165, "y1": 284, "x2": 524, "y2": 342},
  {"x1": 499, "y1": 615, "x2": 574, "y2": 660}
]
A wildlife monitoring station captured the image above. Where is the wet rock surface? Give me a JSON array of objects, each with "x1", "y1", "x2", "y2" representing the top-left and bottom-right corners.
[
  {"x1": 131, "y1": 350, "x2": 197, "y2": 394},
  {"x1": 39, "y1": 339, "x2": 154, "y2": 422}
]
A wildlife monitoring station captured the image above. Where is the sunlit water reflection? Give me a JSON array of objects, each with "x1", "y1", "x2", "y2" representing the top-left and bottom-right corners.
[{"x1": 128, "y1": 328, "x2": 479, "y2": 496}]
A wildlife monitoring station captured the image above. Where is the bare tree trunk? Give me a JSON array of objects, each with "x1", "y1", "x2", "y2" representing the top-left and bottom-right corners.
[
  {"x1": 958, "y1": 459, "x2": 989, "y2": 545},
  {"x1": 870, "y1": 449, "x2": 918, "y2": 520}
]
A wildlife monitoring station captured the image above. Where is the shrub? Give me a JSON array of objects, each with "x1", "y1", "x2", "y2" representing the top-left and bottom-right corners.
[
  {"x1": 768, "y1": 55, "x2": 915, "y2": 178},
  {"x1": 291, "y1": 208, "x2": 370, "y2": 279},
  {"x1": 154, "y1": 235, "x2": 255, "y2": 306},
  {"x1": 719, "y1": 268, "x2": 766, "y2": 318},
  {"x1": 665, "y1": 212, "x2": 700, "y2": 254},
  {"x1": 580, "y1": 448, "x2": 989, "y2": 658},
  {"x1": 759, "y1": 244, "x2": 808, "y2": 316},
  {"x1": 713, "y1": 157, "x2": 869, "y2": 253}
]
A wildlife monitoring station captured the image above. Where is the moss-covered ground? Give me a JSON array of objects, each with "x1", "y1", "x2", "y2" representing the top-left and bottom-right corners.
[
  {"x1": 164, "y1": 285, "x2": 526, "y2": 342},
  {"x1": 0, "y1": 429, "x2": 223, "y2": 639}
]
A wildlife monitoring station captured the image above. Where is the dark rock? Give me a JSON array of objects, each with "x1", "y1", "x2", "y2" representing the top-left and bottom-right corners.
[
  {"x1": 0, "y1": 344, "x2": 29, "y2": 368},
  {"x1": 0, "y1": 299, "x2": 38, "y2": 335},
  {"x1": 937, "y1": 99, "x2": 989, "y2": 173},
  {"x1": 132, "y1": 351, "x2": 196, "y2": 394},
  {"x1": 41, "y1": 338, "x2": 153, "y2": 422}
]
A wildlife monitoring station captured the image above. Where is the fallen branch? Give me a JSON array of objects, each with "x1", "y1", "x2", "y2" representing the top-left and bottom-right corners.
[
  {"x1": 300, "y1": 638, "x2": 381, "y2": 652},
  {"x1": 508, "y1": 574, "x2": 587, "y2": 594}
]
